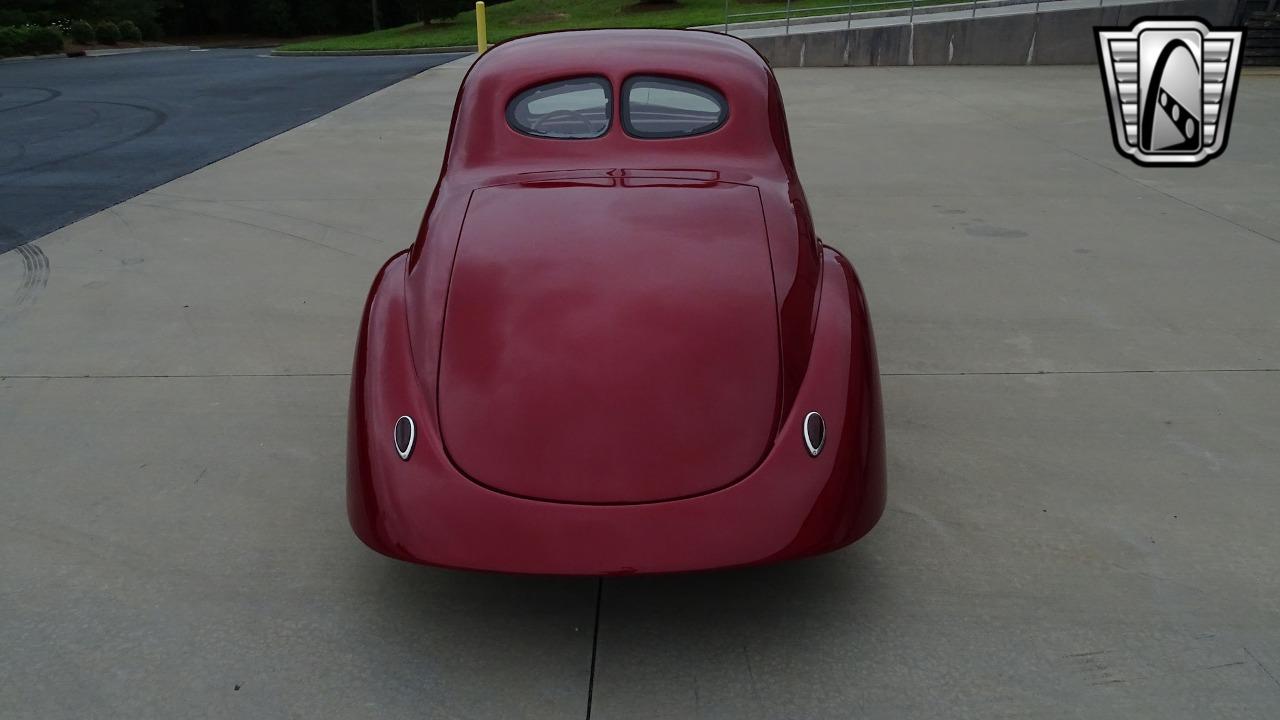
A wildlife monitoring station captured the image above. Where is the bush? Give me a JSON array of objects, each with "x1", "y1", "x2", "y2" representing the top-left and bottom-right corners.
[
  {"x1": 0, "y1": 27, "x2": 19, "y2": 56},
  {"x1": 118, "y1": 19, "x2": 141, "y2": 42},
  {"x1": 68, "y1": 19, "x2": 94, "y2": 44},
  {"x1": 385, "y1": 0, "x2": 471, "y2": 25},
  {"x1": 160, "y1": 0, "x2": 389, "y2": 37},
  {"x1": 251, "y1": 0, "x2": 296, "y2": 36},
  {"x1": 138, "y1": 17, "x2": 162, "y2": 40},
  {"x1": 95, "y1": 20, "x2": 120, "y2": 44},
  {"x1": 295, "y1": 1, "x2": 340, "y2": 35},
  {"x1": 0, "y1": 25, "x2": 64, "y2": 57},
  {"x1": 27, "y1": 25, "x2": 63, "y2": 53},
  {"x1": 423, "y1": 0, "x2": 473, "y2": 22}
]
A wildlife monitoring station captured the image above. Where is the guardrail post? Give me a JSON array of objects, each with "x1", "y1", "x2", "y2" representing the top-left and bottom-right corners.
[
  {"x1": 475, "y1": 1, "x2": 487, "y2": 54},
  {"x1": 723, "y1": 0, "x2": 730, "y2": 32}
]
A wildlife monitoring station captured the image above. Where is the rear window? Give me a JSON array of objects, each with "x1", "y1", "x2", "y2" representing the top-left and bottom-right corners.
[
  {"x1": 623, "y1": 76, "x2": 728, "y2": 139},
  {"x1": 507, "y1": 77, "x2": 612, "y2": 139}
]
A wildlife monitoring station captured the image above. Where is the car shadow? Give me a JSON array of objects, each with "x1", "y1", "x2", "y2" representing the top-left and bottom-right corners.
[
  {"x1": 365, "y1": 541, "x2": 881, "y2": 613},
  {"x1": 359, "y1": 541, "x2": 889, "y2": 655},
  {"x1": 596, "y1": 548, "x2": 888, "y2": 646},
  {"x1": 358, "y1": 551, "x2": 597, "y2": 618},
  {"x1": 341, "y1": 538, "x2": 895, "y2": 715}
]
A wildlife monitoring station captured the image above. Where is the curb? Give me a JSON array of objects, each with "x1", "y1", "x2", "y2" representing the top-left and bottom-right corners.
[
  {"x1": 271, "y1": 45, "x2": 474, "y2": 57},
  {"x1": 1, "y1": 44, "x2": 193, "y2": 63},
  {"x1": 0, "y1": 52, "x2": 66, "y2": 63},
  {"x1": 85, "y1": 45, "x2": 195, "y2": 56}
]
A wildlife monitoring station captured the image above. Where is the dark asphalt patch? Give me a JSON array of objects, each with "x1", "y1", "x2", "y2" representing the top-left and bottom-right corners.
[{"x1": 0, "y1": 49, "x2": 464, "y2": 254}]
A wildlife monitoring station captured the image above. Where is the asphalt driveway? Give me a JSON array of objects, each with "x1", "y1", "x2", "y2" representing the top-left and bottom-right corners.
[{"x1": 0, "y1": 48, "x2": 463, "y2": 253}]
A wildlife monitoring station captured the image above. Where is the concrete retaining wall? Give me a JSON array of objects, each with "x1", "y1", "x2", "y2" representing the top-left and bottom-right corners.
[{"x1": 746, "y1": 0, "x2": 1238, "y2": 66}]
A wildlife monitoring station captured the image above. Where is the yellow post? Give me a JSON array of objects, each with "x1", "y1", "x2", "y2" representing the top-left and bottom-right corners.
[{"x1": 475, "y1": 2, "x2": 488, "y2": 55}]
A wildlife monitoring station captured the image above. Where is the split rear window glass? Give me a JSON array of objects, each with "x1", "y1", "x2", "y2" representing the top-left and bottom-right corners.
[
  {"x1": 507, "y1": 77, "x2": 612, "y2": 139},
  {"x1": 623, "y1": 76, "x2": 728, "y2": 138}
]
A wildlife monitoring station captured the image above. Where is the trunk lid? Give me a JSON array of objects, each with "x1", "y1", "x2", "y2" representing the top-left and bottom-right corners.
[{"x1": 436, "y1": 178, "x2": 779, "y2": 504}]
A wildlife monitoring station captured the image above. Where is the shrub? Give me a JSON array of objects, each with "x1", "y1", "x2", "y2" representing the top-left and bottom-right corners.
[
  {"x1": 0, "y1": 27, "x2": 19, "y2": 56},
  {"x1": 295, "y1": 1, "x2": 339, "y2": 35},
  {"x1": 95, "y1": 20, "x2": 120, "y2": 44},
  {"x1": 0, "y1": 25, "x2": 63, "y2": 57},
  {"x1": 138, "y1": 18, "x2": 162, "y2": 40},
  {"x1": 118, "y1": 20, "x2": 142, "y2": 42},
  {"x1": 251, "y1": 0, "x2": 297, "y2": 36},
  {"x1": 68, "y1": 19, "x2": 94, "y2": 44},
  {"x1": 26, "y1": 25, "x2": 63, "y2": 54},
  {"x1": 423, "y1": 0, "x2": 473, "y2": 22},
  {"x1": 387, "y1": 0, "x2": 471, "y2": 24}
]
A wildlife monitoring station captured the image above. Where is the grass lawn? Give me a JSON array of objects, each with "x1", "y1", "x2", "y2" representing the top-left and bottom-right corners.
[{"x1": 279, "y1": 0, "x2": 923, "y2": 52}]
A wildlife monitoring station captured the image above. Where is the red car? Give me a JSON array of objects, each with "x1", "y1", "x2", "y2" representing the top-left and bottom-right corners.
[{"x1": 347, "y1": 29, "x2": 885, "y2": 574}]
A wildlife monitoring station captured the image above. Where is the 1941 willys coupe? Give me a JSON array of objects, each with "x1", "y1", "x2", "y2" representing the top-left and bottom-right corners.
[{"x1": 347, "y1": 29, "x2": 885, "y2": 574}]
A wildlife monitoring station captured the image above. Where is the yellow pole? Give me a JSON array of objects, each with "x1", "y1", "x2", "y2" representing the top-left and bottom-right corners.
[{"x1": 475, "y1": 2, "x2": 487, "y2": 55}]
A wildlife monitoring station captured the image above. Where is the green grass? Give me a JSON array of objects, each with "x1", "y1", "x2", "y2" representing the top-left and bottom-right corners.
[{"x1": 279, "y1": 0, "x2": 918, "y2": 52}]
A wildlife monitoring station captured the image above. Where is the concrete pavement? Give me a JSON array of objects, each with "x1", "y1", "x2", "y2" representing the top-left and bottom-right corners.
[
  {"x1": 591, "y1": 65, "x2": 1280, "y2": 719},
  {"x1": 2, "y1": 57, "x2": 1279, "y2": 718}
]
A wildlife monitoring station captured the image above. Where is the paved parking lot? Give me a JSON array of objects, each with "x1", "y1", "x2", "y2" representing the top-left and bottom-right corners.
[
  {"x1": 0, "y1": 48, "x2": 463, "y2": 253},
  {"x1": 1, "y1": 57, "x2": 1278, "y2": 718}
]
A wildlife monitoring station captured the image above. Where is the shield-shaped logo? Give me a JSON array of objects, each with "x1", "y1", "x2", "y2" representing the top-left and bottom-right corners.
[{"x1": 1095, "y1": 18, "x2": 1246, "y2": 167}]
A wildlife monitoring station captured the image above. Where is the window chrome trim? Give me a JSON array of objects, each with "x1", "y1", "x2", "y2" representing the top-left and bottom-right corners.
[
  {"x1": 620, "y1": 74, "x2": 729, "y2": 139},
  {"x1": 505, "y1": 75, "x2": 613, "y2": 140}
]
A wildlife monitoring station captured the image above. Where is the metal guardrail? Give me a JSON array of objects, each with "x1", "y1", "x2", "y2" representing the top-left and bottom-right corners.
[
  {"x1": 720, "y1": 0, "x2": 1108, "y2": 34},
  {"x1": 1236, "y1": 0, "x2": 1280, "y2": 24}
]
